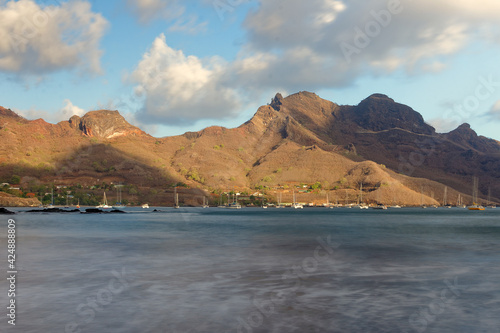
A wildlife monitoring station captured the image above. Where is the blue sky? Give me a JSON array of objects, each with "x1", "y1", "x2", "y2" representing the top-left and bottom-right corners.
[{"x1": 1, "y1": 0, "x2": 500, "y2": 139}]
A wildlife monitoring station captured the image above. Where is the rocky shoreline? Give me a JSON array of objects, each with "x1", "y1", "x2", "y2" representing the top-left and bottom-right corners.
[
  {"x1": 0, "y1": 193, "x2": 41, "y2": 207},
  {"x1": 0, "y1": 207, "x2": 15, "y2": 214}
]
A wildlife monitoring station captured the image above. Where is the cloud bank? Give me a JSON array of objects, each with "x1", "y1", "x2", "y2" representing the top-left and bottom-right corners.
[
  {"x1": 128, "y1": 0, "x2": 500, "y2": 125},
  {"x1": 129, "y1": 34, "x2": 241, "y2": 125},
  {"x1": 0, "y1": 0, "x2": 108, "y2": 76}
]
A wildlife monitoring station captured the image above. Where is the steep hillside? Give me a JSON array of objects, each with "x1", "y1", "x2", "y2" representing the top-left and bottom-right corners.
[{"x1": 1, "y1": 91, "x2": 499, "y2": 206}]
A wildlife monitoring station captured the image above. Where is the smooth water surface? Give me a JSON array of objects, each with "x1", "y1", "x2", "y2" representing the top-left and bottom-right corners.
[{"x1": 1, "y1": 207, "x2": 500, "y2": 332}]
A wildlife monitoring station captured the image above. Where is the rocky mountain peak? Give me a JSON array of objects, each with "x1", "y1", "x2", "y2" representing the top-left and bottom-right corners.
[
  {"x1": 0, "y1": 106, "x2": 28, "y2": 123},
  {"x1": 350, "y1": 94, "x2": 434, "y2": 135},
  {"x1": 364, "y1": 93, "x2": 395, "y2": 102},
  {"x1": 73, "y1": 110, "x2": 143, "y2": 139},
  {"x1": 270, "y1": 93, "x2": 284, "y2": 111},
  {"x1": 445, "y1": 123, "x2": 483, "y2": 150}
]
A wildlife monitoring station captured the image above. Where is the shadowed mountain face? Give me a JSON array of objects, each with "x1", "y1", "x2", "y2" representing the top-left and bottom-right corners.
[
  {"x1": 250, "y1": 92, "x2": 500, "y2": 199},
  {"x1": 1, "y1": 92, "x2": 499, "y2": 204}
]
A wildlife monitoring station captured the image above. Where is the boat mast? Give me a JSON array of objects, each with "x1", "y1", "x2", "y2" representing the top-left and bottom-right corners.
[
  {"x1": 443, "y1": 186, "x2": 448, "y2": 206},
  {"x1": 359, "y1": 183, "x2": 363, "y2": 204}
]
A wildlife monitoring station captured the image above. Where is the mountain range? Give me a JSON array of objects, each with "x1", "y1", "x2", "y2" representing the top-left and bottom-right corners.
[{"x1": 1, "y1": 92, "x2": 499, "y2": 206}]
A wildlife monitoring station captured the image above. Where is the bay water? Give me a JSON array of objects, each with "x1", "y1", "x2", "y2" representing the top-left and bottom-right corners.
[{"x1": 1, "y1": 208, "x2": 500, "y2": 332}]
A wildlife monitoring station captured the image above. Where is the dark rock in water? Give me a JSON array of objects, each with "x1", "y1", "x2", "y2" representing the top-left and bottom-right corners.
[
  {"x1": 81, "y1": 208, "x2": 126, "y2": 214},
  {"x1": 26, "y1": 208, "x2": 80, "y2": 213},
  {"x1": 0, "y1": 207, "x2": 15, "y2": 215},
  {"x1": 83, "y1": 208, "x2": 102, "y2": 214}
]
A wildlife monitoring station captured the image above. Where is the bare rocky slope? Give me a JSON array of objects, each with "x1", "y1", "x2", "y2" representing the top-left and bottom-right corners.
[{"x1": 1, "y1": 92, "x2": 499, "y2": 206}]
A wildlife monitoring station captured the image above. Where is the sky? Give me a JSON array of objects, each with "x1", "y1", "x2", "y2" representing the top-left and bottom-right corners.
[{"x1": 1, "y1": 0, "x2": 500, "y2": 139}]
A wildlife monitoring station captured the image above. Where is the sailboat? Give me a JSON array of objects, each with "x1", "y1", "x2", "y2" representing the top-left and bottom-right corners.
[
  {"x1": 47, "y1": 188, "x2": 55, "y2": 208},
  {"x1": 227, "y1": 193, "x2": 241, "y2": 209},
  {"x1": 468, "y1": 177, "x2": 485, "y2": 211},
  {"x1": 113, "y1": 186, "x2": 126, "y2": 209},
  {"x1": 76, "y1": 199, "x2": 80, "y2": 209},
  {"x1": 357, "y1": 183, "x2": 368, "y2": 209},
  {"x1": 456, "y1": 193, "x2": 466, "y2": 208},
  {"x1": 324, "y1": 192, "x2": 333, "y2": 208},
  {"x1": 345, "y1": 190, "x2": 352, "y2": 208},
  {"x1": 292, "y1": 190, "x2": 303, "y2": 209},
  {"x1": 420, "y1": 186, "x2": 427, "y2": 208},
  {"x1": 276, "y1": 192, "x2": 284, "y2": 208},
  {"x1": 174, "y1": 187, "x2": 180, "y2": 209},
  {"x1": 202, "y1": 196, "x2": 209, "y2": 208},
  {"x1": 96, "y1": 192, "x2": 112, "y2": 209},
  {"x1": 443, "y1": 186, "x2": 452, "y2": 208}
]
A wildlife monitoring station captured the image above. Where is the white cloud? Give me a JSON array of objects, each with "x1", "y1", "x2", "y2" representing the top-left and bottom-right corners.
[
  {"x1": 0, "y1": 0, "x2": 108, "y2": 76},
  {"x1": 128, "y1": 34, "x2": 242, "y2": 125},
  {"x1": 14, "y1": 99, "x2": 86, "y2": 123},
  {"x1": 243, "y1": 0, "x2": 500, "y2": 77},
  {"x1": 61, "y1": 99, "x2": 85, "y2": 118},
  {"x1": 127, "y1": 0, "x2": 500, "y2": 126}
]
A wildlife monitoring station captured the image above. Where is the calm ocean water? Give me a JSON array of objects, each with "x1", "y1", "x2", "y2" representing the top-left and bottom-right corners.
[{"x1": 1, "y1": 207, "x2": 500, "y2": 333}]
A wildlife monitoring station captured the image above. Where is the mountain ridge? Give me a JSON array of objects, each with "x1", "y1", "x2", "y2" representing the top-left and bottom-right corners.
[{"x1": 1, "y1": 92, "x2": 499, "y2": 205}]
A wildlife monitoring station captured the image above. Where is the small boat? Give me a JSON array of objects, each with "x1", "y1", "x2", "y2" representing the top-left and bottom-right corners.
[
  {"x1": 113, "y1": 186, "x2": 126, "y2": 209},
  {"x1": 227, "y1": 202, "x2": 242, "y2": 209},
  {"x1": 468, "y1": 177, "x2": 485, "y2": 211},
  {"x1": 292, "y1": 191, "x2": 303, "y2": 209},
  {"x1": 468, "y1": 205, "x2": 485, "y2": 211},
  {"x1": 390, "y1": 205, "x2": 401, "y2": 209},
  {"x1": 47, "y1": 188, "x2": 55, "y2": 208},
  {"x1": 142, "y1": 203, "x2": 149, "y2": 209},
  {"x1": 372, "y1": 204, "x2": 387, "y2": 210},
  {"x1": 276, "y1": 192, "x2": 284, "y2": 208},
  {"x1": 174, "y1": 187, "x2": 180, "y2": 209},
  {"x1": 358, "y1": 184, "x2": 368, "y2": 209},
  {"x1": 96, "y1": 192, "x2": 112, "y2": 209}
]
